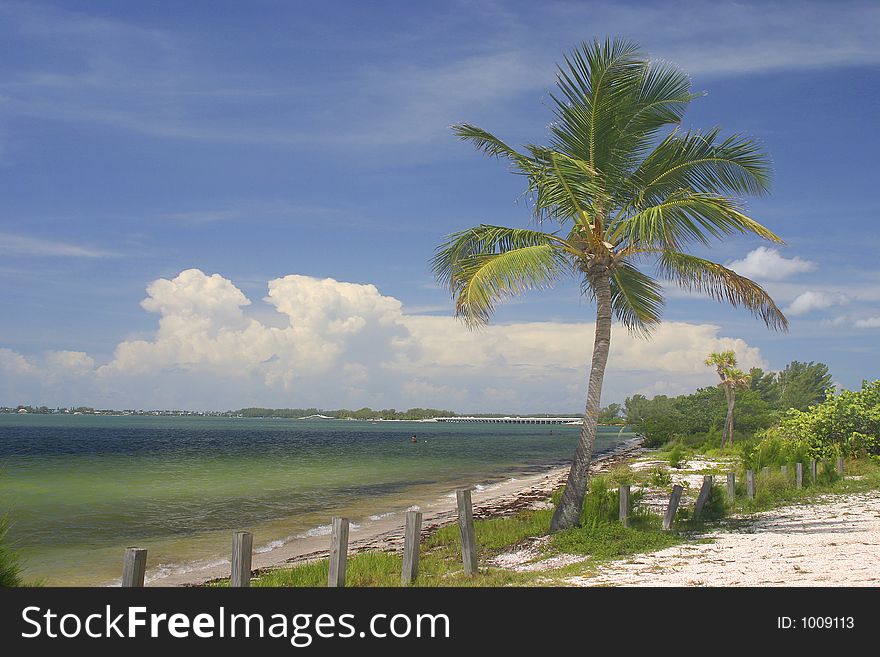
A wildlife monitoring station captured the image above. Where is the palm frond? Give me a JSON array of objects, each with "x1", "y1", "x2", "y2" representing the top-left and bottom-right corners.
[
  {"x1": 451, "y1": 124, "x2": 530, "y2": 168},
  {"x1": 549, "y1": 38, "x2": 644, "y2": 170},
  {"x1": 658, "y1": 251, "x2": 788, "y2": 331},
  {"x1": 431, "y1": 225, "x2": 572, "y2": 326},
  {"x1": 609, "y1": 191, "x2": 782, "y2": 250},
  {"x1": 622, "y1": 128, "x2": 772, "y2": 210},
  {"x1": 608, "y1": 260, "x2": 665, "y2": 337}
]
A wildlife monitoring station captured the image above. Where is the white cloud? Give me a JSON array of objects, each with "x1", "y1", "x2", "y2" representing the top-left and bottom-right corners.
[
  {"x1": 0, "y1": 232, "x2": 118, "y2": 258},
  {"x1": 854, "y1": 317, "x2": 880, "y2": 328},
  {"x1": 0, "y1": 347, "x2": 36, "y2": 375},
  {"x1": 726, "y1": 247, "x2": 816, "y2": 280},
  {"x1": 45, "y1": 350, "x2": 95, "y2": 372},
  {"x1": 3, "y1": 269, "x2": 771, "y2": 411},
  {"x1": 786, "y1": 291, "x2": 850, "y2": 316}
]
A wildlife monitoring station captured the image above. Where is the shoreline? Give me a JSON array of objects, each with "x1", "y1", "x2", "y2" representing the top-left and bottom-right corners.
[{"x1": 149, "y1": 436, "x2": 644, "y2": 587}]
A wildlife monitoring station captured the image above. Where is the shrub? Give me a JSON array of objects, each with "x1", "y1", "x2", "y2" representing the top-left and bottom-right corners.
[
  {"x1": 579, "y1": 476, "x2": 620, "y2": 528},
  {"x1": 742, "y1": 432, "x2": 812, "y2": 470},
  {"x1": 666, "y1": 441, "x2": 685, "y2": 469},
  {"x1": 608, "y1": 465, "x2": 634, "y2": 486},
  {"x1": 758, "y1": 381, "x2": 880, "y2": 458},
  {"x1": 649, "y1": 466, "x2": 672, "y2": 488},
  {"x1": 0, "y1": 515, "x2": 23, "y2": 587}
]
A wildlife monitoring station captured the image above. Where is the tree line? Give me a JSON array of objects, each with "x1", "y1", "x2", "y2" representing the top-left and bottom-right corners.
[{"x1": 620, "y1": 360, "x2": 833, "y2": 446}]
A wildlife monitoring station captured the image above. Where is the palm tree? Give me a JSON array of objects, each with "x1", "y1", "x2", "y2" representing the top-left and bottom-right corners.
[
  {"x1": 431, "y1": 38, "x2": 788, "y2": 531},
  {"x1": 705, "y1": 350, "x2": 750, "y2": 448}
]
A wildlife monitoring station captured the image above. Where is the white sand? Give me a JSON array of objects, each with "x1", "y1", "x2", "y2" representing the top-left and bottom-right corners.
[
  {"x1": 147, "y1": 440, "x2": 643, "y2": 586},
  {"x1": 565, "y1": 490, "x2": 880, "y2": 587}
]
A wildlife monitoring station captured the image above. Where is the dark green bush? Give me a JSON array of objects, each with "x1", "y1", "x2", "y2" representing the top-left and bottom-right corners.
[{"x1": 0, "y1": 515, "x2": 22, "y2": 587}]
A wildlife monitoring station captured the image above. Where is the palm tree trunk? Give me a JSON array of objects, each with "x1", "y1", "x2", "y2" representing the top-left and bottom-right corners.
[
  {"x1": 550, "y1": 273, "x2": 612, "y2": 532},
  {"x1": 720, "y1": 386, "x2": 731, "y2": 448},
  {"x1": 721, "y1": 386, "x2": 735, "y2": 448}
]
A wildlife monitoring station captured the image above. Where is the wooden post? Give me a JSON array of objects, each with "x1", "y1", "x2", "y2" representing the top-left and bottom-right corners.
[
  {"x1": 693, "y1": 475, "x2": 714, "y2": 519},
  {"x1": 746, "y1": 470, "x2": 756, "y2": 499},
  {"x1": 619, "y1": 485, "x2": 630, "y2": 528},
  {"x1": 230, "y1": 531, "x2": 253, "y2": 588},
  {"x1": 121, "y1": 547, "x2": 147, "y2": 588},
  {"x1": 662, "y1": 484, "x2": 683, "y2": 530},
  {"x1": 810, "y1": 459, "x2": 817, "y2": 483},
  {"x1": 327, "y1": 517, "x2": 349, "y2": 587},
  {"x1": 761, "y1": 466, "x2": 770, "y2": 478},
  {"x1": 781, "y1": 464, "x2": 788, "y2": 478},
  {"x1": 837, "y1": 457, "x2": 844, "y2": 476},
  {"x1": 796, "y1": 462, "x2": 803, "y2": 489},
  {"x1": 726, "y1": 471, "x2": 735, "y2": 502},
  {"x1": 401, "y1": 510, "x2": 422, "y2": 585},
  {"x1": 456, "y1": 489, "x2": 478, "y2": 576}
]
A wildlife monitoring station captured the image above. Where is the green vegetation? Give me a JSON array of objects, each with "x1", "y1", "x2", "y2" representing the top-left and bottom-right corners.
[
  {"x1": 598, "y1": 403, "x2": 626, "y2": 425},
  {"x1": 0, "y1": 514, "x2": 23, "y2": 587},
  {"x1": 754, "y1": 380, "x2": 880, "y2": 459},
  {"x1": 625, "y1": 360, "x2": 834, "y2": 447},
  {"x1": 235, "y1": 407, "x2": 461, "y2": 420}
]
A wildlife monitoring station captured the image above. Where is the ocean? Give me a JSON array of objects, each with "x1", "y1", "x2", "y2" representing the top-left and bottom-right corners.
[{"x1": 0, "y1": 414, "x2": 633, "y2": 585}]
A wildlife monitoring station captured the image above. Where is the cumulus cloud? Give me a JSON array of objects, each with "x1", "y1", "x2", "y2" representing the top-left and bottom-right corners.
[
  {"x1": 786, "y1": 290, "x2": 850, "y2": 316},
  {"x1": 3, "y1": 269, "x2": 769, "y2": 410},
  {"x1": 726, "y1": 247, "x2": 816, "y2": 280},
  {"x1": 854, "y1": 317, "x2": 880, "y2": 329}
]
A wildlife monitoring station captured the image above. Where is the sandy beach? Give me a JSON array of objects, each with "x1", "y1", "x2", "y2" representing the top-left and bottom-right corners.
[
  {"x1": 150, "y1": 440, "x2": 880, "y2": 587},
  {"x1": 148, "y1": 437, "x2": 644, "y2": 586},
  {"x1": 565, "y1": 489, "x2": 880, "y2": 587}
]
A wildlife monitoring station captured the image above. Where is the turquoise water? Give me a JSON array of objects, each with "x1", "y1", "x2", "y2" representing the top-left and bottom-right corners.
[{"x1": 0, "y1": 414, "x2": 633, "y2": 585}]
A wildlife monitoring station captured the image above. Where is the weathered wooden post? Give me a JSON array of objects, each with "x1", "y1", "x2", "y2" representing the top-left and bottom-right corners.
[
  {"x1": 761, "y1": 466, "x2": 770, "y2": 479},
  {"x1": 619, "y1": 485, "x2": 630, "y2": 528},
  {"x1": 837, "y1": 457, "x2": 845, "y2": 476},
  {"x1": 810, "y1": 459, "x2": 818, "y2": 483},
  {"x1": 230, "y1": 531, "x2": 253, "y2": 588},
  {"x1": 327, "y1": 517, "x2": 349, "y2": 587},
  {"x1": 662, "y1": 484, "x2": 683, "y2": 530},
  {"x1": 456, "y1": 488, "x2": 478, "y2": 576},
  {"x1": 746, "y1": 470, "x2": 756, "y2": 499},
  {"x1": 693, "y1": 475, "x2": 714, "y2": 519},
  {"x1": 121, "y1": 547, "x2": 147, "y2": 588},
  {"x1": 796, "y1": 462, "x2": 803, "y2": 489},
  {"x1": 781, "y1": 464, "x2": 788, "y2": 478},
  {"x1": 726, "y1": 471, "x2": 735, "y2": 502},
  {"x1": 401, "y1": 510, "x2": 422, "y2": 585}
]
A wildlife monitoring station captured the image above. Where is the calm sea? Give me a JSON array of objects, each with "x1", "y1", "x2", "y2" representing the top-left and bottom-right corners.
[{"x1": 0, "y1": 414, "x2": 633, "y2": 585}]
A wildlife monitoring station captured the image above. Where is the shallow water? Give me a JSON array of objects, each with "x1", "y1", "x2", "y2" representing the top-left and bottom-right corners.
[{"x1": 0, "y1": 414, "x2": 632, "y2": 585}]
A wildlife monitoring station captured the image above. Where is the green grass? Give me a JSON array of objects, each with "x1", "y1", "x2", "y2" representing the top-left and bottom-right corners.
[
  {"x1": 0, "y1": 515, "x2": 23, "y2": 587},
  {"x1": 552, "y1": 515, "x2": 682, "y2": 559},
  {"x1": 734, "y1": 456, "x2": 880, "y2": 514},
  {"x1": 239, "y1": 453, "x2": 880, "y2": 588}
]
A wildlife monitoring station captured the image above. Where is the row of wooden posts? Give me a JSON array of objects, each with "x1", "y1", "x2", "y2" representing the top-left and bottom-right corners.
[
  {"x1": 121, "y1": 458, "x2": 844, "y2": 588},
  {"x1": 648, "y1": 456, "x2": 845, "y2": 531},
  {"x1": 121, "y1": 488, "x2": 479, "y2": 588}
]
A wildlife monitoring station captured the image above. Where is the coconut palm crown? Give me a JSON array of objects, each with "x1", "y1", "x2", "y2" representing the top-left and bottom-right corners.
[{"x1": 432, "y1": 38, "x2": 788, "y2": 531}]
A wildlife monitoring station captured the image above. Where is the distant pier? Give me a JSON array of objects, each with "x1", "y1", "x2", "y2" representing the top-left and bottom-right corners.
[{"x1": 432, "y1": 416, "x2": 582, "y2": 425}]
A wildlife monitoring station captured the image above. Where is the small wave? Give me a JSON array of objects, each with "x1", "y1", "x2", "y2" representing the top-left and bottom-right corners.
[
  {"x1": 138, "y1": 557, "x2": 230, "y2": 585},
  {"x1": 369, "y1": 512, "x2": 396, "y2": 521},
  {"x1": 300, "y1": 524, "x2": 332, "y2": 537},
  {"x1": 255, "y1": 537, "x2": 291, "y2": 554}
]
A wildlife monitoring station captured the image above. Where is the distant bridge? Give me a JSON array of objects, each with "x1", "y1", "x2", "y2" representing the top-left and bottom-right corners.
[{"x1": 432, "y1": 416, "x2": 582, "y2": 425}]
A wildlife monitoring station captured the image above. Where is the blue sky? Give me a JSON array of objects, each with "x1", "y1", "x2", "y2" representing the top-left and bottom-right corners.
[{"x1": 1, "y1": 0, "x2": 878, "y2": 411}]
